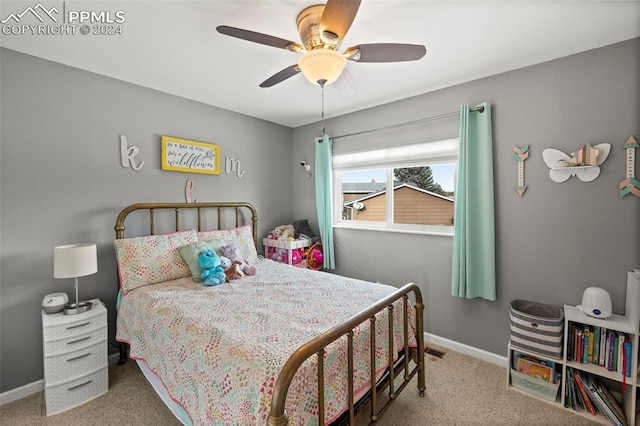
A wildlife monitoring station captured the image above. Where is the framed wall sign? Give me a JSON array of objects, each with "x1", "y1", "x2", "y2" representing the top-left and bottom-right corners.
[{"x1": 161, "y1": 136, "x2": 220, "y2": 175}]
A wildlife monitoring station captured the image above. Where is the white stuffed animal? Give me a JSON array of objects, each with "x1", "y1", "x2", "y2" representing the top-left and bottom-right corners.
[
  {"x1": 273, "y1": 224, "x2": 295, "y2": 241},
  {"x1": 221, "y1": 243, "x2": 257, "y2": 276}
]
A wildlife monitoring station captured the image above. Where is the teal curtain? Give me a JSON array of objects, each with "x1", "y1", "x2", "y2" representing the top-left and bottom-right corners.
[
  {"x1": 315, "y1": 134, "x2": 335, "y2": 269},
  {"x1": 451, "y1": 102, "x2": 496, "y2": 300}
]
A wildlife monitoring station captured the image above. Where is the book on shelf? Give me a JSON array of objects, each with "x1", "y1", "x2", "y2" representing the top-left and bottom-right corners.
[
  {"x1": 516, "y1": 358, "x2": 554, "y2": 383},
  {"x1": 564, "y1": 370, "x2": 571, "y2": 409},
  {"x1": 591, "y1": 387, "x2": 624, "y2": 426},
  {"x1": 616, "y1": 333, "x2": 624, "y2": 374},
  {"x1": 584, "y1": 373, "x2": 627, "y2": 426},
  {"x1": 566, "y1": 368, "x2": 592, "y2": 412},
  {"x1": 623, "y1": 341, "x2": 632, "y2": 378},
  {"x1": 606, "y1": 330, "x2": 615, "y2": 371},
  {"x1": 574, "y1": 380, "x2": 586, "y2": 411},
  {"x1": 576, "y1": 328, "x2": 583, "y2": 362},
  {"x1": 568, "y1": 322, "x2": 632, "y2": 378},
  {"x1": 593, "y1": 326, "x2": 600, "y2": 365},
  {"x1": 572, "y1": 370, "x2": 597, "y2": 415},
  {"x1": 588, "y1": 328, "x2": 596, "y2": 363},
  {"x1": 567, "y1": 323, "x2": 573, "y2": 362},
  {"x1": 599, "y1": 327, "x2": 606, "y2": 366},
  {"x1": 594, "y1": 378, "x2": 628, "y2": 426},
  {"x1": 565, "y1": 368, "x2": 580, "y2": 410},
  {"x1": 568, "y1": 373, "x2": 576, "y2": 410},
  {"x1": 584, "y1": 328, "x2": 591, "y2": 363},
  {"x1": 512, "y1": 351, "x2": 558, "y2": 383},
  {"x1": 612, "y1": 330, "x2": 619, "y2": 372},
  {"x1": 569, "y1": 368, "x2": 628, "y2": 426}
]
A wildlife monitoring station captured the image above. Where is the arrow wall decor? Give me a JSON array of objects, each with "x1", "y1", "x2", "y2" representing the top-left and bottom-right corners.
[
  {"x1": 513, "y1": 145, "x2": 529, "y2": 196},
  {"x1": 619, "y1": 136, "x2": 640, "y2": 198}
]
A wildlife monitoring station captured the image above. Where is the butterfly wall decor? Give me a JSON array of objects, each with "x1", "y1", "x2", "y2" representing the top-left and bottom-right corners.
[{"x1": 542, "y1": 143, "x2": 611, "y2": 183}]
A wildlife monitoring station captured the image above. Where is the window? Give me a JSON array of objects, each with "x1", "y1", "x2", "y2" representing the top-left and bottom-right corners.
[{"x1": 333, "y1": 138, "x2": 458, "y2": 236}]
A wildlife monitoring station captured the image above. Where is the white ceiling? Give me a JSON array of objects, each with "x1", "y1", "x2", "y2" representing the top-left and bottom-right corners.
[{"x1": 1, "y1": 1, "x2": 639, "y2": 128}]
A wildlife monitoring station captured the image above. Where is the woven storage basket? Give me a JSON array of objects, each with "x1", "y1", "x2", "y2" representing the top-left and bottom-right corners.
[{"x1": 509, "y1": 300, "x2": 564, "y2": 359}]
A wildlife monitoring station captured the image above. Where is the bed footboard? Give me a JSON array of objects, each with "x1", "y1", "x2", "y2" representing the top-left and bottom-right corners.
[{"x1": 267, "y1": 283, "x2": 425, "y2": 426}]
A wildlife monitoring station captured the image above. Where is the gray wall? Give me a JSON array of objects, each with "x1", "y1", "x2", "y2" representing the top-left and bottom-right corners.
[
  {"x1": 0, "y1": 48, "x2": 294, "y2": 392},
  {"x1": 2, "y1": 38, "x2": 639, "y2": 395},
  {"x1": 292, "y1": 38, "x2": 640, "y2": 356}
]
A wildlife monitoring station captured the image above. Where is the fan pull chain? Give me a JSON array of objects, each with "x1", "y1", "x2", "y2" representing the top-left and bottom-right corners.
[{"x1": 320, "y1": 81, "x2": 326, "y2": 135}]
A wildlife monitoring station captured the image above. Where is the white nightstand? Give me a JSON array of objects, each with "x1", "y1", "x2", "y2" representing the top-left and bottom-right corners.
[{"x1": 41, "y1": 298, "x2": 108, "y2": 415}]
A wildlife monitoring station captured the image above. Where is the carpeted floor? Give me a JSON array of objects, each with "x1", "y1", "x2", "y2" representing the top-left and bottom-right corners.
[{"x1": 1, "y1": 349, "x2": 602, "y2": 425}]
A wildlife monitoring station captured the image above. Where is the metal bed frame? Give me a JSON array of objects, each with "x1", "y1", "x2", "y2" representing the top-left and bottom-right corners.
[{"x1": 114, "y1": 202, "x2": 425, "y2": 425}]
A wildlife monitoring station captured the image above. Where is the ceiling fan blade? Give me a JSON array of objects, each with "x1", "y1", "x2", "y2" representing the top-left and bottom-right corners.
[
  {"x1": 345, "y1": 43, "x2": 427, "y2": 63},
  {"x1": 259, "y1": 65, "x2": 300, "y2": 88},
  {"x1": 333, "y1": 68, "x2": 357, "y2": 97},
  {"x1": 217, "y1": 26, "x2": 303, "y2": 52},
  {"x1": 319, "y1": 0, "x2": 361, "y2": 43}
]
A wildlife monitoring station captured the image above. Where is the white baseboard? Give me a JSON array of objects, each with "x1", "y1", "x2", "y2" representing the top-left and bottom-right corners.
[
  {"x1": 425, "y1": 332, "x2": 508, "y2": 368},
  {"x1": 0, "y1": 353, "x2": 121, "y2": 406},
  {"x1": 0, "y1": 379, "x2": 44, "y2": 406},
  {"x1": 2, "y1": 340, "x2": 506, "y2": 406}
]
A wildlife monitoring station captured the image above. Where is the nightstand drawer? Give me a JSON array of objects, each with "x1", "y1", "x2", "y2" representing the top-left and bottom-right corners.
[
  {"x1": 44, "y1": 340, "x2": 107, "y2": 385},
  {"x1": 43, "y1": 311, "x2": 107, "y2": 341},
  {"x1": 44, "y1": 326, "x2": 107, "y2": 356},
  {"x1": 45, "y1": 367, "x2": 108, "y2": 416}
]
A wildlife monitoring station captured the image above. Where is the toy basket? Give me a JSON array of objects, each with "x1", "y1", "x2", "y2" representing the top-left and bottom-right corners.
[
  {"x1": 509, "y1": 300, "x2": 564, "y2": 359},
  {"x1": 263, "y1": 238, "x2": 309, "y2": 266}
]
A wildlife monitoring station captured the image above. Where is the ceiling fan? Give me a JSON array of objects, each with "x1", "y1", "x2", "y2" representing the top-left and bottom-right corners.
[{"x1": 216, "y1": 0, "x2": 426, "y2": 88}]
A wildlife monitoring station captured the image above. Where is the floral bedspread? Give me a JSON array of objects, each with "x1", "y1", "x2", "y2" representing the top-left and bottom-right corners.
[{"x1": 116, "y1": 259, "x2": 417, "y2": 425}]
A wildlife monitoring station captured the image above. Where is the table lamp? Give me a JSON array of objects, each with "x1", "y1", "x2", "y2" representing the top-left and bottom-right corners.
[{"x1": 53, "y1": 243, "x2": 97, "y2": 315}]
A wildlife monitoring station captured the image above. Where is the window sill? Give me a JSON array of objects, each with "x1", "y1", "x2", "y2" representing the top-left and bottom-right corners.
[{"x1": 333, "y1": 223, "x2": 454, "y2": 237}]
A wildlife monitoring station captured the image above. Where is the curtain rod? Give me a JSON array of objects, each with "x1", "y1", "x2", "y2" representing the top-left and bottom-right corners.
[{"x1": 332, "y1": 106, "x2": 485, "y2": 141}]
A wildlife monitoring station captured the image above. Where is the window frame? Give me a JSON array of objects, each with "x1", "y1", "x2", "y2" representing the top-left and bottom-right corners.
[{"x1": 332, "y1": 138, "x2": 458, "y2": 237}]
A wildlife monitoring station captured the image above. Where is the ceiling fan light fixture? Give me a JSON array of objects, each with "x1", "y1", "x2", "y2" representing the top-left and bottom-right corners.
[{"x1": 297, "y1": 49, "x2": 346, "y2": 86}]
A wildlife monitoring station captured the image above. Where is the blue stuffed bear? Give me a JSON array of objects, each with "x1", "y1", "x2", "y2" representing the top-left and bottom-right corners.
[{"x1": 198, "y1": 248, "x2": 226, "y2": 286}]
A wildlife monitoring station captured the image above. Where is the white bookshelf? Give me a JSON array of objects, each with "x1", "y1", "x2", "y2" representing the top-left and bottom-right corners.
[{"x1": 507, "y1": 271, "x2": 640, "y2": 426}]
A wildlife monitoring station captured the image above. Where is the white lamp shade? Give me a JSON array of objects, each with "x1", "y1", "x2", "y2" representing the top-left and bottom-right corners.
[
  {"x1": 54, "y1": 243, "x2": 98, "y2": 278},
  {"x1": 297, "y1": 49, "x2": 346, "y2": 86}
]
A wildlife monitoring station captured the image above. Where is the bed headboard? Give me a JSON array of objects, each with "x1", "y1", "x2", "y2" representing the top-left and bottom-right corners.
[
  {"x1": 114, "y1": 201, "x2": 258, "y2": 244},
  {"x1": 113, "y1": 201, "x2": 260, "y2": 363}
]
